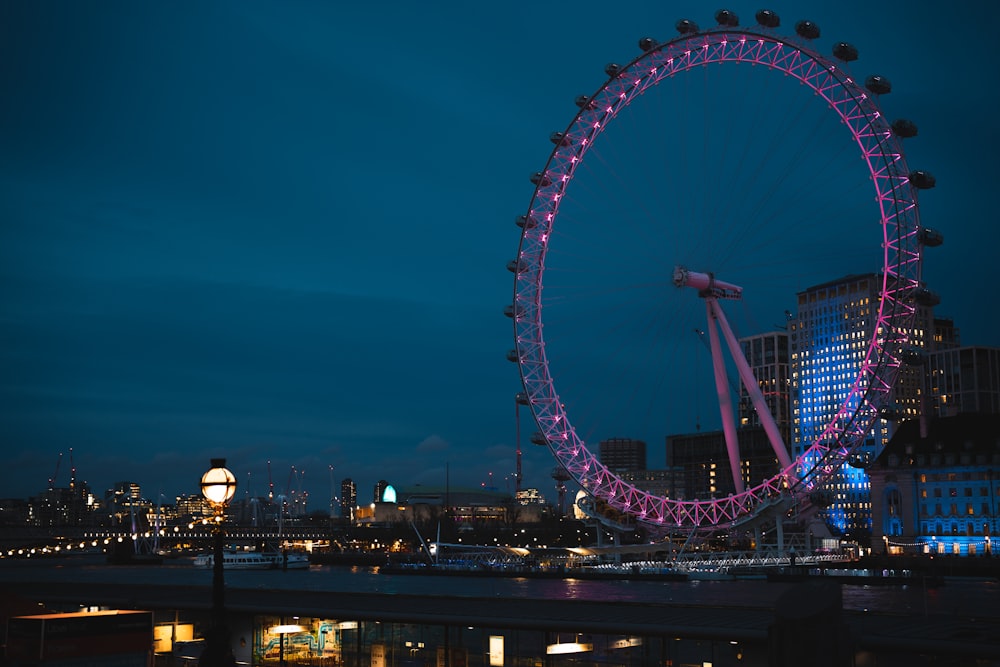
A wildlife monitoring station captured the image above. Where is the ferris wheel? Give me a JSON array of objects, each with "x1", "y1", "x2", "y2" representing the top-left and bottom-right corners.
[{"x1": 507, "y1": 9, "x2": 937, "y2": 531}]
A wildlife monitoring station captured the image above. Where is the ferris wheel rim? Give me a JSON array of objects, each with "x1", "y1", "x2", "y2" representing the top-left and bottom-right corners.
[{"x1": 510, "y1": 22, "x2": 923, "y2": 530}]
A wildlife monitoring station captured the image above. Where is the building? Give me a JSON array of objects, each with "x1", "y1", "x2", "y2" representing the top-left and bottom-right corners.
[
  {"x1": 868, "y1": 413, "x2": 999, "y2": 556},
  {"x1": 598, "y1": 438, "x2": 646, "y2": 472},
  {"x1": 352, "y1": 487, "x2": 537, "y2": 528},
  {"x1": 739, "y1": 330, "x2": 792, "y2": 448},
  {"x1": 28, "y1": 482, "x2": 95, "y2": 528},
  {"x1": 789, "y1": 273, "x2": 931, "y2": 537},
  {"x1": 926, "y1": 346, "x2": 1000, "y2": 417},
  {"x1": 616, "y1": 469, "x2": 676, "y2": 500},
  {"x1": 339, "y1": 478, "x2": 357, "y2": 523},
  {"x1": 515, "y1": 488, "x2": 546, "y2": 506},
  {"x1": 931, "y1": 316, "x2": 961, "y2": 351},
  {"x1": 175, "y1": 493, "x2": 207, "y2": 520},
  {"x1": 666, "y1": 427, "x2": 783, "y2": 499}
]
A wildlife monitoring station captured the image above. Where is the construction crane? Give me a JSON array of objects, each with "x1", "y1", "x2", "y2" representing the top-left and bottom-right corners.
[{"x1": 267, "y1": 460, "x2": 274, "y2": 501}]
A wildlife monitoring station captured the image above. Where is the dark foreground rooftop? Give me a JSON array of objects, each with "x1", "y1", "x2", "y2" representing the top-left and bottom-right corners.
[{"x1": 3, "y1": 579, "x2": 999, "y2": 662}]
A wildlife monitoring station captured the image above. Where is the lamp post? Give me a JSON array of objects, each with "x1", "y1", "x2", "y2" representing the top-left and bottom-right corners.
[{"x1": 199, "y1": 458, "x2": 238, "y2": 667}]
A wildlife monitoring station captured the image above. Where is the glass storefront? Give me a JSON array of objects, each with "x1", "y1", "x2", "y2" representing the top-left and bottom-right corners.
[{"x1": 246, "y1": 614, "x2": 762, "y2": 667}]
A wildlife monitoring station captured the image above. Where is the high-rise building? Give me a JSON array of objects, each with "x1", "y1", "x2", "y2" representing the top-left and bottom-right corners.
[
  {"x1": 340, "y1": 478, "x2": 357, "y2": 522},
  {"x1": 598, "y1": 438, "x2": 646, "y2": 472},
  {"x1": 926, "y1": 346, "x2": 1000, "y2": 417},
  {"x1": 739, "y1": 330, "x2": 792, "y2": 448},
  {"x1": 789, "y1": 273, "x2": 931, "y2": 536}
]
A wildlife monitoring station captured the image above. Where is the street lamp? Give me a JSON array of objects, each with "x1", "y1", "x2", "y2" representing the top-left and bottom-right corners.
[{"x1": 199, "y1": 458, "x2": 237, "y2": 667}]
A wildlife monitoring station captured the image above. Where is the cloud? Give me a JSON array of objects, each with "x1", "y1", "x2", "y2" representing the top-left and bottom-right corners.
[{"x1": 416, "y1": 435, "x2": 450, "y2": 454}]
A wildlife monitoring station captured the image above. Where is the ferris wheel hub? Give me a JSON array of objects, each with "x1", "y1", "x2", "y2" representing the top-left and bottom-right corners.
[{"x1": 673, "y1": 266, "x2": 743, "y2": 300}]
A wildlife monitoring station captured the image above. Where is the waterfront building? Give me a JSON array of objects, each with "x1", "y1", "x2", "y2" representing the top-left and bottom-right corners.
[
  {"x1": 598, "y1": 437, "x2": 647, "y2": 472},
  {"x1": 926, "y1": 346, "x2": 1000, "y2": 417},
  {"x1": 789, "y1": 273, "x2": 931, "y2": 537},
  {"x1": 868, "y1": 412, "x2": 999, "y2": 556}
]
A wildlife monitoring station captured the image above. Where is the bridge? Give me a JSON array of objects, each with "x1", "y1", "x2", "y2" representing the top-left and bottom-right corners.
[{"x1": 0, "y1": 525, "x2": 336, "y2": 558}]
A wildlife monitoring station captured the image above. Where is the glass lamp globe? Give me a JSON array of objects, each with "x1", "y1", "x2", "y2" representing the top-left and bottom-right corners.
[{"x1": 201, "y1": 458, "x2": 237, "y2": 508}]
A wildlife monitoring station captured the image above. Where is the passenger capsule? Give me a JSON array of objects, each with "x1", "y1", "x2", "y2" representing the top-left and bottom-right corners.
[
  {"x1": 515, "y1": 214, "x2": 537, "y2": 229},
  {"x1": 506, "y1": 259, "x2": 526, "y2": 274},
  {"x1": 675, "y1": 19, "x2": 699, "y2": 34},
  {"x1": 515, "y1": 392, "x2": 530, "y2": 405},
  {"x1": 918, "y1": 227, "x2": 944, "y2": 247},
  {"x1": 638, "y1": 37, "x2": 658, "y2": 52},
  {"x1": 865, "y1": 75, "x2": 891, "y2": 95},
  {"x1": 506, "y1": 349, "x2": 520, "y2": 363},
  {"x1": 530, "y1": 172, "x2": 551, "y2": 187},
  {"x1": 755, "y1": 9, "x2": 780, "y2": 28},
  {"x1": 549, "y1": 132, "x2": 571, "y2": 146},
  {"x1": 909, "y1": 170, "x2": 936, "y2": 189},
  {"x1": 503, "y1": 304, "x2": 517, "y2": 318},
  {"x1": 575, "y1": 94, "x2": 596, "y2": 110},
  {"x1": 715, "y1": 9, "x2": 739, "y2": 26},
  {"x1": 530, "y1": 432, "x2": 548, "y2": 446},
  {"x1": 794, "y1": 20, "x2": 820, "y2": 39},
  {"x1": 891, "y1": 119, "x2": 918, "y2": 138},
  {"x1": 832, "y1": 42, "x2": 858, "y2": 62},
  {"x1": 605, "y1": 62, "x2": 622, "y2": 77},
  {"x1": 912, "y1": 288, "x2": 941, "y2": 307}
]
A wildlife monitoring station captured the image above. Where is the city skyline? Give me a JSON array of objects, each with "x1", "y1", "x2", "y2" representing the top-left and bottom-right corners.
[{"x1": 2, "y1": 2, "x2": 998, "y2": 504}]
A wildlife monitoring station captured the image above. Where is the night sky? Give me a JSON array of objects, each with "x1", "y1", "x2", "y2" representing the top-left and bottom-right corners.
[{"x1": 2, "y1": 2, "x2": 997, "y2": 508}]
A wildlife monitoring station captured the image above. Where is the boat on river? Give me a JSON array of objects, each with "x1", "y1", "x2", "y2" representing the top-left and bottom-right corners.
[{"x1": 193, "y1": 549, "x2": 309, "y2": 570}]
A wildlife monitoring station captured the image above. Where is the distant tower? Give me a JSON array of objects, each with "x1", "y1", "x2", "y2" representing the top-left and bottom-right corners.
[
  {"x1": 551, "y1": 467, "x2": 571, "y2": 516},
  {"x1": 339, "y1": 478, "x2": 356, "y2": 522}
]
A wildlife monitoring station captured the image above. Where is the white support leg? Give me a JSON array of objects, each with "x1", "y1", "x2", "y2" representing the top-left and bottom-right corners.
[
  {"x1": 706, "y1": 299, "x2": 745, "y2": 495},
  {"x1": 709, "y1": 300, "x2": 794, "y2": 471}
]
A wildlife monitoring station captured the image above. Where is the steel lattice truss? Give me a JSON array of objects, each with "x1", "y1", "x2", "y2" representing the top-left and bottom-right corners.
[{"x1": 510, "y1": 25, "x2": 925, "y2": 530}]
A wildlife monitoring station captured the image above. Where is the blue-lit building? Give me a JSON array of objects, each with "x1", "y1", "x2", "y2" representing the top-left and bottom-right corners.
[
  {"x1": 868, "y1": 412, "x2": 999, "y2": 556},
  {"x1": 789, "y1": 274, "x2": 931, "y2": 537}
]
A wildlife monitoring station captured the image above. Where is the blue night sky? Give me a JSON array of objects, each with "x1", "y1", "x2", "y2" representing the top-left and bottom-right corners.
[{"x1": 2, "y1": 2, "x2": 997, "y2": 507}]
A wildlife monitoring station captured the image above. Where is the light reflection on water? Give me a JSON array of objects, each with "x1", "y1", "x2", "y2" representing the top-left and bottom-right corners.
[{"x1": 1, "y1": 556, "x2": 996, "y2": 618}]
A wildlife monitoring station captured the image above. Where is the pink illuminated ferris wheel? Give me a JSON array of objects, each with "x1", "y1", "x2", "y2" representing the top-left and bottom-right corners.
[{"x1": 507, "y1": 10, "x2": 936, "y2": 531}]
